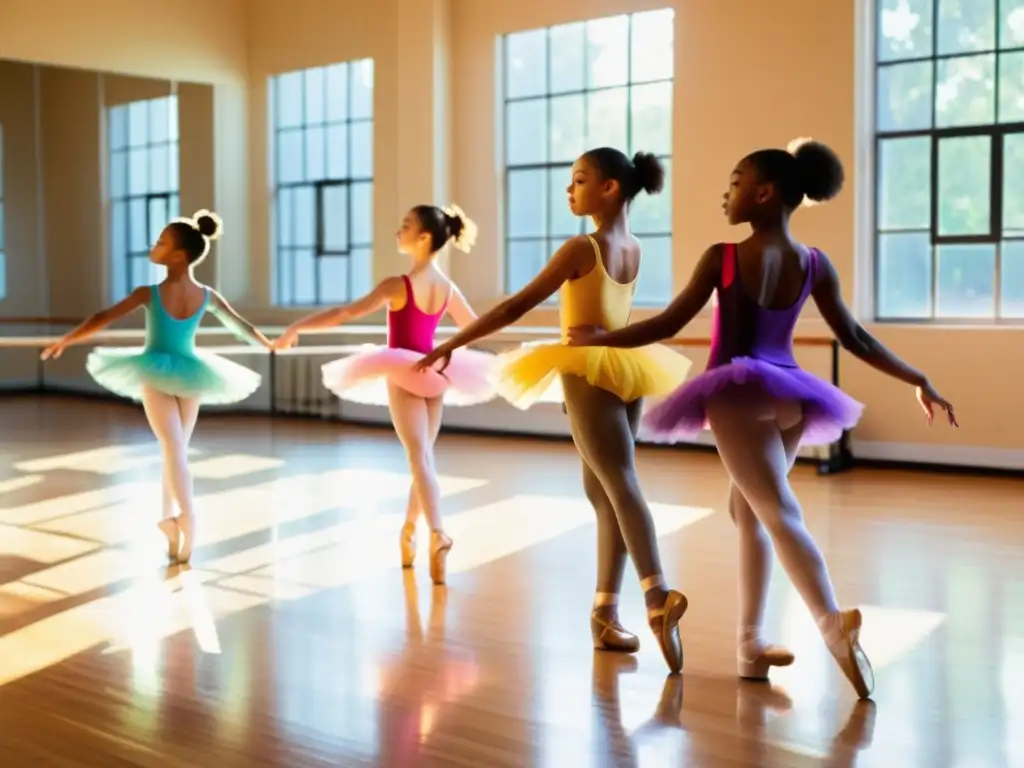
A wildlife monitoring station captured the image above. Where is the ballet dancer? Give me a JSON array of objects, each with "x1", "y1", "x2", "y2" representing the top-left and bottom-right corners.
[
  {"x1": 568, "y1": 139, "x2": 958, "y2": 698},
  {"x1": 273, "y1": 204, "x2": 495, "y2": 585},
  {"x1": 41, "y1": 210, "x2": 270, "y2": 563},
  {"x1": 415, "y1": 149, "x2": 692, "y2": 672}
]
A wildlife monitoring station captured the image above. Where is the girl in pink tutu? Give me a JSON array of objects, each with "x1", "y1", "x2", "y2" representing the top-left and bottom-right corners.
[
  {"x1": 568, "y1": 139, "x2": 958, "y2": 699},
  {"x1": 273, "y1": 204, "x2": 494, "y2": 585}
]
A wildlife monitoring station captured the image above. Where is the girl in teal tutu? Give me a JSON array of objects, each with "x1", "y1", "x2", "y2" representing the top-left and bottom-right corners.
[{"x1": 41, "y1": 210, "x2": 271, "y2": 563}]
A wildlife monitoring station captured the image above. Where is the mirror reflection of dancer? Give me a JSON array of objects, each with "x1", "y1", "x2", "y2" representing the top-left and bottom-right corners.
[
  {"x1": 274, "y1": 205, "x2": 495, "y2": 585},
  {"x1": 41, "y1": 211, "x2": 270, "y2": 563},
  {"x1": 569, "y1": 140, "x2": 958, "y2": 699},
  {"x1": 415, "y1": 149, "x2": 692, "y2": 673}
]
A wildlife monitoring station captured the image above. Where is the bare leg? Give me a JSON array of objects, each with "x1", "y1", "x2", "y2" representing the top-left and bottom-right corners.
[
  {"x1": 388, "y1": 383, "x2": 450, "y2": 584},
  {"x1": 562, "y1": 374, "x2": 688, "y2": 673},
  {"x1": 142, "y1": 386, "x2": 197, "y2": 562},
  {"x1": 707, "y1": 388, "x2": 873, "y2": 697},
  {"x1": 399, "y1": 395, "x2": 442, "y2": 567},
  {"x1": 159, "y1": 398, "x2": 201, "y2": 521}
]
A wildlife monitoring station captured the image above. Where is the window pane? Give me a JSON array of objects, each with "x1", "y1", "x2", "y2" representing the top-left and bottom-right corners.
[
  {"x1": 111, "y1": 201, "x2": 127, "y2": 271},
  {"x1": 305, "y1": 125, "x2": 326, "y2": 181},
  {"x1": 507, "y1": 169, "x2": 546, "y2": 238},
  {"x1": 149, "y1": 98, "x2": 169, "y2": 144},
  {"x1": 326, "y1": 63, "x2": 349, "y2": 122},
  {"x1": 549, "y1": 23, "x2": 584, "y2": 93},
  {"x1": 1005, "y1": 134, "x2": 1024, "y2": 235},
  {"x1": 631, "y1": 8, "x2": 674, "y2": 82},
  {"x1": 877, "y1": 61, "x2": 933, "y2": 131},
  {"x1": 548, "y1": 167, "x2": 579, "y2": 238},
  {"x1": 630, "y1": 81, "x2": 672, "y2": 156},
  {"x1": 276, "y1": 249, "x2": 294, "y2": 304},
  {"x1": 631, "y1": 158, "x2": 671, "y2": 234},
  {"x1": 1001, "y1": 0, "x2": 1024, "y2": 47},
  {"x1": 167, "y1": 95, "x2": 178, "y2": 142},
  {"x1": 351, "y1": 181, "x2": 372, "y2": 245},
  {"x1": 507, "y1": 239, "x2": 547, "y2": 293},
  {"x1": 128, "y1": 101, "x2": 148, "y2": 146},
  {"x1": 148, "y1": 196, "x2": 168, "y2": 244},
  {"x1": 149, "y1": 145, "x2": 169, "y2": 193},
  {"x1": 294, "y1": 185, "x2": 315, "y2": 247},
  {"x1": 129, "y1": 148, "x2": 148, "y2": 195},
  {"x1": 110, "y1": 150, "x2": 127, "y2": 198},
  {"x1": 938, "y1": 135, "x2": 991, "y2": 236},
  {"x1": 0, "y1": 205, "x2": 4, "y2": 250},
  {"x1": 129, "y1": 198, "x2": 147, "y2": 251},
  {"x1": 277, "y1": 188, "x2": 294, "y2": 247},
  {"x1": 635, "y1": 235, "x2": 672, "y2": 305},
  {"x1": 131, "y1": 256, "x2": 151, "y2": 290},
  {"x1": 321, "y1": 184, "x2": 349, "y2": 252},
  {"x1": 878, "y1": 137, "x2": 931, "y2": 230},
  {"x1": 877, "y1": 0, "x2": 933, "y2": 62},
  {"x1": 351, "y1": 59, "x2": 374, "y2": 119},
  {"x1": 998, "y1": 51, "x2": 1024, "y2": 122},
  {"x1": 586, "y1": 87, "x2": 628, "y2": 149},
  {"x1": 506, "y1": 29, "x2": 547, "y2": 99},
  {"x1": 292, "y1": 248, "x2": 316, "y2": 304},
  {"x1": 506, "y1": 99, "x2": 547, "y2": 165},
  {"x1": 1001, "y1": 241, "x2": 1024, "y2": 317},
  {"x1": 168, "y1": 144, "x2": 179, "y2": 192},
  {"x1": 305, "y1": 66, "x2": 325, "y2": 124},
  {"x1": 937, "y1": 0, "x2": 995, "y2": 56},
  {"x1": 109, "y1": 106, "x2": 128, "y2": 150},
  {"x1": 350, "y1": 247, "x2": 373, "y2": 298},
  {"x1": 937, "y1": 243, "x2": 995, "y2": 317},
  {"x1": 318, "y1": 256, "x2": 350, "y2": 304},
  {"x1": 936, "y1": 54, "x2": 996, "y2": 127},
  {"x1": 351, "y1": 121, "x2": 372, "y2": 178},
  {"x1": 877, "y1": 231, "x2": 933, "y2": 319},
  {"x1": 549, "y1": 94, "x2": 585, "y2": 163},
  {"x1": 276, "y1": 129, "x2": 304, "y2": 184},
  {"x1": 275, "y1": 72, "x2": 304, "y2": 129},
  {"x1": 326, "y1": 123, "x2": 349, "y2": 178},
  {"x1": 169, "y1": 193, "x2": 179, "y2": 220},
  {"x1": 586, "y1": 15, "x2": 629, "y2": 88}
]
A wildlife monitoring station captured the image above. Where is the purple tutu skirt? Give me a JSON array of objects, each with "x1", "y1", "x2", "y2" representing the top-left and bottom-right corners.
[
  {"x1": 641, "y1": 356, "x2": 863, "y2": 446},
  {"x1": 321, "y1": 345, "x2": 498, "y2": 407}
]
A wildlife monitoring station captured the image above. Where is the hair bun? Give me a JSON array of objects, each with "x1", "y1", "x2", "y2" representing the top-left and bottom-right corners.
[
  {"x1": 441, "y1": 203, "x2": 477, "y2": 253},
  {"x1": 631, "y1": 151, "x2": 666, "y2": 196},
  {"x1": 787, "y1": 138, "x2": 844, "y2": 204},
  {"x1": 193, "y1": 209, "x2": 223, "y2": 241}
]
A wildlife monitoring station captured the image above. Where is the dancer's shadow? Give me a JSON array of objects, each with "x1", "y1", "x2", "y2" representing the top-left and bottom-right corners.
[
  {"x1": 591, "y1": 658, "x2": 875, "y2": 767},
  {"x1": 376, "y1": 569, "x2": 479, "y2": 765}
]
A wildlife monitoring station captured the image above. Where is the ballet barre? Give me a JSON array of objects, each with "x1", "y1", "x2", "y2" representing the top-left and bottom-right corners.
[{"x1": 0, "y1": 320, "x2": 853, "y2": 475}]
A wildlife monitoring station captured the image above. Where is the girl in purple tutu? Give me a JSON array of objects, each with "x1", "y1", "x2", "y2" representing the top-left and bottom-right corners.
[
  {"x1": 273, "y1": 204, "x2": 495, "y2": 585},
  {"x1": 568, "y1": 139, "x2": 957, "y2": 699}
]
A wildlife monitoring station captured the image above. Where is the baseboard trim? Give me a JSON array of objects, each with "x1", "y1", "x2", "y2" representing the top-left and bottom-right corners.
[{"x1": 851, "y1": 440, "x2": 1024, "y2": 476}]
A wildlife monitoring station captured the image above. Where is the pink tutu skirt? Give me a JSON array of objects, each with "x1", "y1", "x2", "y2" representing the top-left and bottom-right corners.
[
  {"x1": 321, "y1": 345, "x2": 498, "y2": 406},
  {"x1": 641, "y1": 356, "x2": 863, "y2": 446}
]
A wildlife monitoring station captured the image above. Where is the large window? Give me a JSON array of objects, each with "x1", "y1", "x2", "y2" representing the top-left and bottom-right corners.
[
  {"x1": 874, "y1": 0, "x2": 1024, "y2": 321},
  {"x1": 0, "y1": 123, "x2": 5, "y2": 299},
  {"x1": 502, "y1": 9, "x2": 674, "y2": 303},
  {"x1": 270, "y1": 60, "x2": 374, "y2": 306},
  {"x1": 108, "y1": 95, "x2": 179, "y2": 300}
]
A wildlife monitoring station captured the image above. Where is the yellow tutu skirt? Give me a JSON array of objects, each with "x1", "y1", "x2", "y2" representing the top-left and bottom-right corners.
[{"x1": 495, "y1": 340, "x2": 692, "y2": 409}]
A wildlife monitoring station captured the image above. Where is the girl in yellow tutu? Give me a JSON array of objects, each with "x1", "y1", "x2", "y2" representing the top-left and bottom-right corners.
[{"x1": 415, "y1": 148, "x2": 692, "y2": 672}]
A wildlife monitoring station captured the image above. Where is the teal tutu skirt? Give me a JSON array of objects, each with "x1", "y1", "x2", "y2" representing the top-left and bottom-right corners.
[{"x1": 86, "y1": 347, "x2": 262, "y2": 405}]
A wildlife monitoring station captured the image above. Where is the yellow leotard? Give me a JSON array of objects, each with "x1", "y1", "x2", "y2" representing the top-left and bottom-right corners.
[{"x1": 496, "y1": 235, "x2": 692, "y2": 408}]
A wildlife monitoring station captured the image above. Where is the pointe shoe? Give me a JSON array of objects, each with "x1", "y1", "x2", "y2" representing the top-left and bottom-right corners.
[
  {"x1": 176, "y1": 515, "x2": 196, "y2": 563},
  {"x1": 429, "y1": 530, "x2": 453, "y2": 585},
  {"x1": 737, "y1": 642, "x2": 796, "y2": 680},
  {"x1": 591, "y1": 610, "x2": 640, "y2": 653},
  {"x1": 823, "y1": 608, "x2": 875, "y2": 699},
  {"x1": 647, "y1": 590, "x2": 688, "y2": 674},
  {"x1": 157, "y1": 519, "x2": 180, "y2": 561},
  {"x1": 400, "y1": 522, "x2": 417, "y2": 568}
]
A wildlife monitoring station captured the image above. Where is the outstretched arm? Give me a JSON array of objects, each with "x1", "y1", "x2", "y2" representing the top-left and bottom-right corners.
[
  {"x1": 568, "y1": 245, "x2": 722, "y2": 348},
  {"x1": 443, "y1": 283, "x2": 478, "y2": 330},
  {"x1": 41, "y1": 286, "x2": 149, "y2": 359},
  {"x1": 811, "y1": 250, "x2": 956, "y2": 425},
  {"x1": 416, "y1": 236, "x2": 590, "y2": 368},
  {"x1": 208, "y1": 290, "x2": 273, "y2": 349},
  {"x1": 274, "y1": 277, "x2": 405, "y2": 349}
]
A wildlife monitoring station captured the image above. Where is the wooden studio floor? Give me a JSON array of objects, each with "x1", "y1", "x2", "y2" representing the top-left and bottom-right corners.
[{"x1": 0, "y1": 397, "x2": 1021, "y2": 767}]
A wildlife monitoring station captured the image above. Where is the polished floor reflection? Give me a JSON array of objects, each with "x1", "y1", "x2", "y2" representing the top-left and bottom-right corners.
[{"x1": 0, "y1": 396, "x2": 1021, "y2": 766}]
